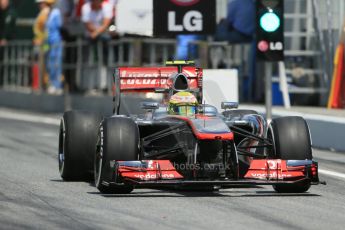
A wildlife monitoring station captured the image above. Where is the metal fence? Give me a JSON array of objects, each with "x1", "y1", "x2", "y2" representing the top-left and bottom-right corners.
[
  {"x1": 0, "y1": 41, "x2": 36, "y2": 92},
  {"x1": 0, "y1": 38, "x2": 250, "y2": 95}
]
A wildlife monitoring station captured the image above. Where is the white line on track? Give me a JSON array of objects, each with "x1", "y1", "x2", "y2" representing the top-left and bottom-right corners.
[
  {"x1": 318, "y1": 169, "x2": 345, "y2": 180},
  {"x1": 0, "y1": 110, "x2": 60, "y2": 125},
  {"x1": 240, "y1": 106, "x2": 345, "y2": 124}
]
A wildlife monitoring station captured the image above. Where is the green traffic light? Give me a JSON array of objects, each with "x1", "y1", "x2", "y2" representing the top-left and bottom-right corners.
[{"x1": 260, "y1": 11, "x2": 280, "y2": 32}]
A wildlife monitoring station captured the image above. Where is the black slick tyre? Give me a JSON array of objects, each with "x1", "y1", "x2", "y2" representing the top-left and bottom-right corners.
[
  {"x1": 94, "y1": 117, "x2": 139, "y2": 194},
  {"x1": 59, "y1": 111, "x2": 103, "y2": 181},
  {"x1": 268, "y1": 116, "x2": 312, "y2": 193}
]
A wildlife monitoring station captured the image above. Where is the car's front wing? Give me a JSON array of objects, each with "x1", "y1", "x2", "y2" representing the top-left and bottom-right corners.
[{"x1": 109, "y1": 159, "x2": 322, "y2": 188}]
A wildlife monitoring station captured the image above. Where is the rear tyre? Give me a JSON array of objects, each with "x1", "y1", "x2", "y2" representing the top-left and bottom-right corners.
[
  {"x1": 59, "y1": 111, "x2": 103, "y2": 181},
  {"x1": 268, "y1": 116, "x2": 312, "y2": 193},
  {"x1": 94, "y1": 117, "x2": 139, "y2": 194}
]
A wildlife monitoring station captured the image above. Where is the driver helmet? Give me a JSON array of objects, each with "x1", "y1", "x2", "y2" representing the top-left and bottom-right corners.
[{"x1": 168, "y1": 91, "x2": 198, "y2": 116}]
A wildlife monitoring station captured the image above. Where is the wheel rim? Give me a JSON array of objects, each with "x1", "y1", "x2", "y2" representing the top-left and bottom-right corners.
[
  {"x1": 266, "y1": 125, "x2": 276, "y2": 158},
  {"x1": 58, "y1": 120, "x2": 65, "y2": 175},
  {"x1": 95, "y1": 132, "x2": 103, "y2": 187}
]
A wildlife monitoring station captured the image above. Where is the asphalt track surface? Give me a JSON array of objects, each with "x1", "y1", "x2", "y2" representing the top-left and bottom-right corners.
[{"x1": 1, "y1": 109, "x2": 345, "y2": 230}]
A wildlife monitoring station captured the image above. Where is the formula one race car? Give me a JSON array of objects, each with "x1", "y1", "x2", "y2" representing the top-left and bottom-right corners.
[{"x1": 58, "y1": 61, "x2": 321, "y2": 194}]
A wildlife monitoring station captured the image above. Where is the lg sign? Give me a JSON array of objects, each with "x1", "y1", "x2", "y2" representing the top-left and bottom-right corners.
[
  {"x1": 170, "y1": 0, "x2": 200, "y2": 6},
  {"x1": 153, "y1": 0, "x2": 215, "y2": 36},
  {"x1": 168, "y1": 0, "x2": 202, "y2": 32},
  {"x1": 168, "y1": 11, "x2": 202, "y2": 32},
  {"x1": 257, "y1": 40, "x2": 283, "y2": 52}
]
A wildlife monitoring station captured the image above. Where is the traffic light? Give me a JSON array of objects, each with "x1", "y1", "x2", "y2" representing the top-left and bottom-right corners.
[{"x1": 256, "y1": 0, "x2": 284, "y2": 61}]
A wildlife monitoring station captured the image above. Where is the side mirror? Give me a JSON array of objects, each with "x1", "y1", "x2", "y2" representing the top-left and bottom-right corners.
[
  {"x1": 221, "y1": 102, "x2": 238, "y2": 110},
  {"x1": 141, "y1": 101, "x2": 159, "y2": 110}
]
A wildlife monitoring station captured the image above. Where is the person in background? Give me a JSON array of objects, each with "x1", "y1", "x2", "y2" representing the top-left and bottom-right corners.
[
  {"x1": 215, "y1": 0, "x2": 255, "y2": 43},
  {"x1": 81, "y1": 0, "x2": 113, "y2": 93},
  {"x1": 0, "y1": 0, "x2": 17, "y2": 86},
  {"x1": 46, "y1": 0, "x2": 63, "y2": 94},
  {"x1": 176, "y1": 35, "x2": 205, "y2": 61},
  {"x1": 33, "y1": 0, "x2": 50, "y2": 46},
  {"x1": 214, "y1": 0, "x2": 256, "y2": 102},
  {"x1": 0, "y1": 0, "x2": 17, "y2": 46},
  {"x1": 33, "y1": 0, "x2": 50, "y2": 91},
  {"x1": 35, "y1": 0, "x2": 63, "y2": 94},
  {"x1": 76, "y1": 0, "x2": 115, "y2": 19},
  {"x1": 81, "y1": 0, "x2": 113, "y2": 40},
  {"x1": 57, "y1": 0, "x2": 75, "y2": 23},
  {"x1": 57, "y1": 0, "x2": 80, "y2": 93}
]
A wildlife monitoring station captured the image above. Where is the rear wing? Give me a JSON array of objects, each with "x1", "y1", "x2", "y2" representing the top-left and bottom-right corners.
[
  {"x1": 114, "y1": 66, "x2": 202, "y2": 91},
  {"x1": 113, "y1": 65, "x2": 203, "y2": 114}
]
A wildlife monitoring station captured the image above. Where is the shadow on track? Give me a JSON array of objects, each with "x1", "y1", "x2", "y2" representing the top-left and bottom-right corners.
[
  {"x1": 86, "y1": 189, "x2": 321, "y2": 198},
  {"x1": 50, "y1": 179, "x2": 321, "y2": 198}
]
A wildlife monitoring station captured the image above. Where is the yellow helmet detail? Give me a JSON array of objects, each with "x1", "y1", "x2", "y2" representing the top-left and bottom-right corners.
[
  {"x1": 36, "y1": 0, "x2": 56, "y2": 5},
  {"x1": 168, "y1": 92, "x2": 198, "y2": 116}
]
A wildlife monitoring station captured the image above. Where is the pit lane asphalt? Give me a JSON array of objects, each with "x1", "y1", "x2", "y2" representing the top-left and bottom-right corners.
[{"x1": 1, "y1": 109, "x2": 345, "y2": 230}]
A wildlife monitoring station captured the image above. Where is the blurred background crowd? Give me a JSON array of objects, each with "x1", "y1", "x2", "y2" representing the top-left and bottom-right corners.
[
  {"x1": 1, "y1": 0, "x2": 121, "y2": 95},
  {"x1": 0, "y1": 0, "x2": 344, "y2": 107}
]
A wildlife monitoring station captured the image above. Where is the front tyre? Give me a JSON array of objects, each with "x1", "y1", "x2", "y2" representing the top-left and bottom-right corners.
[
  {"x1": 94, "y1": 117, "x2": 139, "y2": 194},
  {"x1": 268, "y1": 116, "x2": 312, "y2": 193}
]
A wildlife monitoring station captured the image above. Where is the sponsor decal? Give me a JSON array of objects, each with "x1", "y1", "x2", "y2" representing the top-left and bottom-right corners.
[
  {"x1": 267, "y1": 159, "x2": 281, "y2": 169},
  {"x1": 120, "y1": 70, "x2": 197, "y2": 79},
  {"x1": 270, "y1": 41, "x2": 283, "y2": 50},
  {"x1": 250, "y1": 172, "x2": 292, "y2": 179},
  {"x1": 120, "y1": 79, "x2": 168, "y2": 85},
  {"x1": 147, "y1": 160, "x2": 154, "y2": 169},
  {"x1": 258, "y1": 40, "x2": 269, "y2": 52},
  {"x1": 154, "y1": 0, "x2": 215, "y2": 36},
  {"x1": 120, "y1": 79, "x2": 198, "y2": 88},
  {"x1": 100, "y1": 126, "x2": 103, "y2": 154},
  {"x1": 118, "y1": 160, "x2": 184, "y2": 180},
  {"x1": 133, "y1": 173, "x2": 176, "y2": 180},
  {"x1": 257, "y1": 40, "x2": 283, "y2": 52},
  {"x1": 170, "y1": 0, "x2": 200, "y2": 6},
  {"x1": 120, "y1": 71, "x2": 175, "y2": 78},
  {"x1": 168, "y1": 10, "x2": 203, "y2": 32}
]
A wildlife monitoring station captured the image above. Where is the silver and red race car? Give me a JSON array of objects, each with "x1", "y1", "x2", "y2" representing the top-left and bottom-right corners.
[{"x1": 58, "y1": 61, "x2": 322, "y2": 194}]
